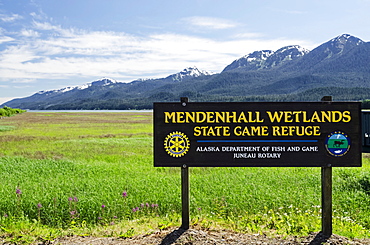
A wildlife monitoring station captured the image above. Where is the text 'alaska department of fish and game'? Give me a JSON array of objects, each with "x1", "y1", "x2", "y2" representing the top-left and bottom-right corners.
[{"x1": 196, "y1": 145, "x2": 318, "y2": 159}]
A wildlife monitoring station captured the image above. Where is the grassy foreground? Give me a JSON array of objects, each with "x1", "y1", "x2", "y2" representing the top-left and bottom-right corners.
[{"x1": 0, "y1": 112, "x2": 369, "y2": 243}]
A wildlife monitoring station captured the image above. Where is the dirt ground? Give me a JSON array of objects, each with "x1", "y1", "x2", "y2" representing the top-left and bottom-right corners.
[{"x1": 48, "y1": 228, "x2": 370, "y2": 245}]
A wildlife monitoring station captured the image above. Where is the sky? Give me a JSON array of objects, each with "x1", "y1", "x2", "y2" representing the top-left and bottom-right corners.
[{"x1": 1, "y1": 0, "x2": 370, "y2": 104}]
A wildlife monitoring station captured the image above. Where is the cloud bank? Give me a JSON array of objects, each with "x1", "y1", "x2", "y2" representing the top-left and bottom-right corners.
[{"x1": 0, "y1": 11, "x2": 314, "y2": 101}]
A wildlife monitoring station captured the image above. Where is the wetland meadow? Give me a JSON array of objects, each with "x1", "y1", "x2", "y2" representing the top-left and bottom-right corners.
[{"x1": 0, "y1": 111, "x2": 369, "y2": 243}]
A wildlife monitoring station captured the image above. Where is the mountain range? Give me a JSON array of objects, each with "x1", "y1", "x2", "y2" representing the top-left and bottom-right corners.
[{"x1": 3, "y1": 34, "x2": 370, "y2": 110}]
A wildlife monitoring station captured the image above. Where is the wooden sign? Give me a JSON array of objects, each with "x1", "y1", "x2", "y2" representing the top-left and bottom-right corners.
[{"x1": 154, "y1": 101, "x2": 361, "y2": 167}]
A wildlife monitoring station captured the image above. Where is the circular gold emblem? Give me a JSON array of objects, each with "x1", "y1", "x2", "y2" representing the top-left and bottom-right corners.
[{"x1": 164, "y1": 131, "x2": 190, "y2": 157}]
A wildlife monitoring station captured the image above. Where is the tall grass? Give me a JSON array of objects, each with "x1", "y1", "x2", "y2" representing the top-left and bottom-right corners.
[{"x1": 0, "y1": 112, "x2": 369, "y2": 239}]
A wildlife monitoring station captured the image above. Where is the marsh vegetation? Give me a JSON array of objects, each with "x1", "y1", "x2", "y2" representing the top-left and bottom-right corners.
[{"x1": 0, "y1": 112, "x2": 369, "y2": 244}]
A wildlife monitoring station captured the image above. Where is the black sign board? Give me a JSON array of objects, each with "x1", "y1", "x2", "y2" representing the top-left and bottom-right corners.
[{"x1": 154, "y1": 102, "x2": 361, "y2": 167}]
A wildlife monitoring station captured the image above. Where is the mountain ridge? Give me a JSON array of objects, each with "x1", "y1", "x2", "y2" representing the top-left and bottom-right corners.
[
  {"x1": 3, "y1": 34, "x2": 370, "y2": 110},
  {"x1": 222, "y1": 45, "x2": 309, "y2": 72}
]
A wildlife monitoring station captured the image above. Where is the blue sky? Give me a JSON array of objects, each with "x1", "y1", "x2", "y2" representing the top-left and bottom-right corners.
[{"x1": 1, "y1": 0, "x2": 370, "y2": 104}]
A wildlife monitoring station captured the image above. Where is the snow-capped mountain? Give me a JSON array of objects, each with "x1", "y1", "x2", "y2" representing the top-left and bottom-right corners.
[
  {"x1": 326, "y1": 34, "x2": 364, "y2": 54},
  {"x1": 37, "y1": 78, "x2": 119, "y2": 95},
  {"x1": 281, "y1": 34, "x2": 365, "y2": 72},
  {"x1": 222, "y1": 50, "x2": 274, "y2": 72},
  {"x1": 222, "y1": 45, "x2": 309, "y2": 72},
  {"x1": 1, "y1": 67, "x2": 213, "y2": 109},
  {"x1": 165, "y1": 67, "x2": 213, "y2": 82},
  {"x1": 269, "y1": 45, "x2": 309, "y2": 66},
  {"x1": 34, "y1": 67, "x2": 211, "y2": 98},
  {"x1": 130, "y1": 67, "x2": 212, "y2": 84},
  {"x1": 304, "y1": 33, "x2": 363, "y2": 62},
  {"x1": 222, "y1": 34, "x2": 363, "y2": 73}
]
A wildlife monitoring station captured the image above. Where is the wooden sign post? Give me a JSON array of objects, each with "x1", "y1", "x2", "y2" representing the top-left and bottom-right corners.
[
  {"x1": 180, "y1": 97, "x2": 190, "y2": 229},
  {"x1": 321, "y1": 166, "x2": 332, "y2": 236},
  {"x1": 181, "y1": 164, "x2": 189, "y2": 229},
  {"x1": 321, "y1": 96, "x2": 333, "y2": 236}
]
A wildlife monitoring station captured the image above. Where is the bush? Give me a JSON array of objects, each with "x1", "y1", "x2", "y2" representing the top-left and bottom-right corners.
[{"x1": 0, "y1": 106, "x2": 26, "y2": 117}]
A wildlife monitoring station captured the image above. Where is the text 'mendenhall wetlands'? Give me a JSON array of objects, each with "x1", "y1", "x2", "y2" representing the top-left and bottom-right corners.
[{"x1": 154, "y1": 102, "x2": 361, "y2": 167}]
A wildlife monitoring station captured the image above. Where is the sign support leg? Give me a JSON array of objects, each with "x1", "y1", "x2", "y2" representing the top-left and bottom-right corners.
[
  {"x1": 179, "y1": 97, "x2": 190, "y2": 229},
  {"x1": 321, "y1": 96, "x2": 332, "y2": 237},
  {"x1": 321, "y1": 165, "x2": 332, "y2": 236},
  {"x1": 181, "y1": 164, "x2": 190, "y2": 229}
]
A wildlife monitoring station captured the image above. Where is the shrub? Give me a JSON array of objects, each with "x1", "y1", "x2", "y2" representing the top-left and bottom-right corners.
[{"x1": 0, "y1": 106, "x2": 26, "y2": 117}]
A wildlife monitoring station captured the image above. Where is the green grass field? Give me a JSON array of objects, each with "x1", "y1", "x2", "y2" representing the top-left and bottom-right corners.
[{"x1": 0, "y1": 112, "x2": 369, "y2": 243}]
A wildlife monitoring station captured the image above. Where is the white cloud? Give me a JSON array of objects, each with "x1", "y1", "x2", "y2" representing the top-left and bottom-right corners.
[
  {"x1": 0, "y1": 45, "x2": 41, "y2": 64},
  {"x1": 234, "y1": 32, "x2": 265, "y2": 39},
  {"x1": 0, "y1": 13, "x2": 23, "y2": 22},
  {"x1": 11, "y1": 78, "x2": 37, "y2": 84},
  {"x1": 32, "y1": 21, "x2": 62, "y2": 32},
  {"x1": 13, "y1": 85, "x2": 33, "y2": 89},
  {"x1": 183, "y1": 16, "x2": 239, "y2": 30},
  {"x1": 30, "y1": 12, "x2": 46, "y2": 20},
  {"x1": 20, "y1": 29, "x2": 40, "y2": 37},
  {"x1": 0, "y1": 35, "x2": 14, "y2": 44},
  {"x1": 0, "y1": 19, "x2": 314, "y2": 85},
  {"x1": 40, "y1": 30, "x2": 142, "y2": 56}
]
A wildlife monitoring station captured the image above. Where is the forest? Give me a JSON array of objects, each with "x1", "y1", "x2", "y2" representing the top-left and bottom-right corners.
[{"x1": 42, "y1": 87, "x2": 370, "y2": 110}]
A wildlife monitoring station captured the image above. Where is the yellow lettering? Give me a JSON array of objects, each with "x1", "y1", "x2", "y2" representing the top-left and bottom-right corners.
[
  {"x1": 305, "y1": 126, "x2": 313, "y2": 136},
  {"x1": 247, "y1": 112, "x2": 255, "y2": 122},
  {"x1": 251, "y1": 126, "x2": 269, "y2": 136},
  {"x1": 271, "y1": 126, "x2": 321, "y2": 136},
  {"x1": 255, "y1": 111, "x2": 265, "y2": 123},
  {"x1": 196, "y1": 112, "x2": 206, "y2": 123},
  {"x1": 292, "y1": 111, "x2": 302, "y2": 122},
  {"x1": 342, "y1": 111, "x2": 351, "y2": 123},
  {"x1": 296, "y1": 126, "x2": 305, "y2": 136},
  {"x1": 284, "y1": 111, "x2": 293, "y2": 123},
  {"x1": 311, "y1": 111, "x2": 321, "y2": 122},
  {"x1": 288, "y1": 126, "x2": 295, "y2": 136},
  {"x1": 215, "y1": 112, "x2": 225, "y2": 123},
  {"x1": 223, "y1": 126, "x2": 230, "y2": 136},
  {"x1": 194, "y1": 126, "x2": 231, "y2": 136},
  {"x1": 177, "y1": 112, "x2": 185, "y2": 123},
  {"x1": 185, "y1": 112, "x2": 195, "y2": 123},
  {"x1": 261, "y1": 126, "x2": 269, "y2": 136},
  {"x1": 234, "y1": 126, "x2": 242, "y2": 136},
  {"x1": 207, "y1": 126, "x2": 216, "y2": 136},
  {"x1": 302, "y1": 111, "x2": 311, "y2": 122},
  {"x1": 194, "y1": 126, "x2": 201, "y2": 136},
  {"x1": 272, "y1": 126, "x2": 281, "y2": 136},
  {"x1": 281, "y1": 126, "x2": 289, "y2": 136},
  {"x1": 321, "y1": 111, "x2": 331, "y2": 122},
  {"x1": 206, "y1": 112, "x2": 215, "y2": 123},
  {"x1": 313, "y1": 126, "x2": 321, "y2": 136},
  {"x1": 266, "y1": 111, "x2": 283, "y2": 123},
  {"x1": 238, "y1": 111, "x2": 247, "y2": 123},
  {"x1": 164, "y1": 112, "x2": 175, "y2": 123},
  {"x1": 242, "y1": 126, "x2": 251, "y2": 136},
  {"x1": 234, "y1": 126, "x2": 269, "y2": 136},
  {"x1": 332, "y1": 111, "x2": 342, "y2": 122},
  {"x1": 226, "y1": 112, "x2": 237, "y2": 123},
  {"x1": 166, "y1": 110, "x2": 349, "y2": 124}
]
